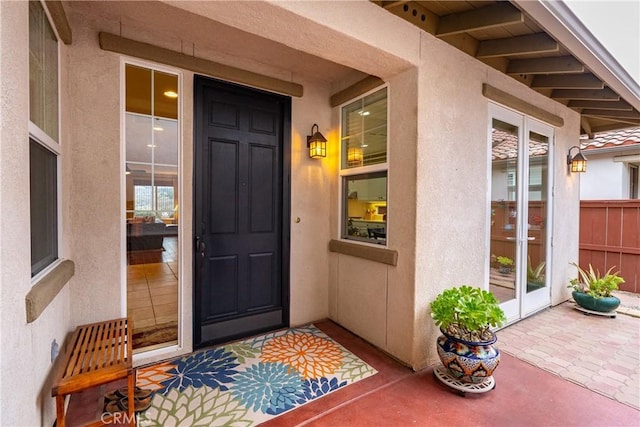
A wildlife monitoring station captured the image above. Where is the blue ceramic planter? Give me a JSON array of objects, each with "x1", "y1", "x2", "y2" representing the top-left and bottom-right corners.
[
  {"x1": 436, "y1": 330, "x2": 500, "y2": 384},
  {"x1": 572, "y1": 291, "x2": 620, "y2": 313}
]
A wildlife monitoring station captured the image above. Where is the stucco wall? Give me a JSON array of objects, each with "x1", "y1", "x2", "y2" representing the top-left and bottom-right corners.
[
  {"x1": 580, "y1": 152, "x2": 633, "y2": 199},
  {"x1": 327, "y1": 68, "x2": 418, "y2": 364},
  {"x1": 413, "y1": 31, "x2": 581, "y2": 369},
  {"x1": 0, "y1": 2, "x2": 73, "y2": 425},
  {"x1": 64, "y1": 1, "x2": 335, "y2": 368},
  {"x1": 1, "y1": 3, "x2": 588, "y2": 425}
]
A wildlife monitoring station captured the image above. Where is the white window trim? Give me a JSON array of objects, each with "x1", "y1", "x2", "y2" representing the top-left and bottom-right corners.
[
  {"x1": 337, "y1": 85, "x2": 390, "y2": 247},
  {"x1": 29, "y1": 0, "x2": 63, "y2": 284}
]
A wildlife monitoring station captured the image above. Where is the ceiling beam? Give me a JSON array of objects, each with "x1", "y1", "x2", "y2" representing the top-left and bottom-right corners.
[
  {"x1": 385, "y1": 1, "x2": 439, "y2": 34},
  {"x1": 581, "y1": 109, "x2": 640, "y2": 119},
  {"x1": 44, "y1": 0, "x2": 72, "y2": 45},
  {"x1": 568, "y1": 100, "x2": 634, "y2": 111},
  {"x1": 476, "y1": 33, "x2": 558, "y2": 58},
  {"x1": 591, "y1": 122, "x2": 640, "y2": 133},
  {"x1": 381, "y1": 1, "x2": 408, "y2": 9},
  {"x1": 580, "y1": 117, "x2": 593, "y2": 138},
  {"x1": 531, "y1": 74, "x2": 603, "y2": 90},
  {"x1": 551, "y1": 88, "x2": 619, "y2": 101},
  {"x1": 507, "y1": 56, "x2": 584, "y2": 75},
  {"x1": 436, "y1": 3, "x2": 523, "y2": 37}
]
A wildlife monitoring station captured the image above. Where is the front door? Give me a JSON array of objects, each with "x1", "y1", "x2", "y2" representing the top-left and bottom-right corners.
[
  {"x1": 489, "y1": 104, "x2": 552, "y2": 324},
  {"x1": 193, "y1": 76, "x2": 291, "y2": 348}
]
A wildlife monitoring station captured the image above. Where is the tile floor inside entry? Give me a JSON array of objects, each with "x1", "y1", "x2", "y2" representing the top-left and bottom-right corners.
[
  {"x1": 65, "y1": 319, "x2": 639, "y2": 426},
  {"x1": 127, "y1": 237, "x2": 178, "y2": 339}
]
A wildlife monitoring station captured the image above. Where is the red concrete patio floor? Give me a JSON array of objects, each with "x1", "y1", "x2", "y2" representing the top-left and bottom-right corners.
[{"x1": 67, "y1": 319, "x2": 639, "y2": 426}]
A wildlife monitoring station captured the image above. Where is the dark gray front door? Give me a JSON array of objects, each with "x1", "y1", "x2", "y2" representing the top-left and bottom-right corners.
[{"x1": 194, "y1": 76, "x2": 290, "y2": 348}]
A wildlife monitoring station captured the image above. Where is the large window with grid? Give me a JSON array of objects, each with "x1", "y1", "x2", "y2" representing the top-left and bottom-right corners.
[
  {"x1": 340, "y1": 87, "x2": 388, "y2": 245},
  {"x1": 29, "y1": 1, "x2": 60, "y2": 277}
]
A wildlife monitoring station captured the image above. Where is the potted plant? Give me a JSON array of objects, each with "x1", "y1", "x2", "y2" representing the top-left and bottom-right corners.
[
  {"x1": 496, "y1": 256, "x2": 514, "y2": 274},
  {"x1": 568, "y1": 262, "x2": 624, "y2": 313},
  {"x1": 430, "y1": 285, "x2": 506, "y2": 384},
  {"x1": 527, "y1": 256, "x2": 546, "y2": 292}
]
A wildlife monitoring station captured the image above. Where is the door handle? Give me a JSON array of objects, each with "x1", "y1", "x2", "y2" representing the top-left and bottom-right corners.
[{"x1": 195, "y1": 237, "x2": 207, "y2": 258}]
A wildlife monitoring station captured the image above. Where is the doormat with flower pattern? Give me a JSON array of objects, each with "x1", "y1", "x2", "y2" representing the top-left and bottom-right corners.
[{"x1": 135, "y1": 324, "x2": 377, "y2": 426}]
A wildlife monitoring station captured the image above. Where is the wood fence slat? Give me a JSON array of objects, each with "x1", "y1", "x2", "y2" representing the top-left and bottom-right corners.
[{"x1": 580, "y1": 200, "x2": 640, "y2": 294}]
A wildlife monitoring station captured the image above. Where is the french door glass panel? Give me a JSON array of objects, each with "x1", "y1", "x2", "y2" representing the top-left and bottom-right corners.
[
  {"x1": 124, "y1": 64, "x2": 179, "y2": 351},
  {"x1": 489, "y1": 106, "x2": 552, "y2": 323}
]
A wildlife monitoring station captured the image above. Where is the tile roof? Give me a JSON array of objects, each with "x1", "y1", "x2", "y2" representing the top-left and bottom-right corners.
[
  {"x1": 492, "y1": 129, "x2": 548, "y2": 160},
  {"x1": 581, "y1": 127, "x2": 640, "y2": 150},
  {"x1": 492, "y1": 127, "x2": 640, "y2": 159}
]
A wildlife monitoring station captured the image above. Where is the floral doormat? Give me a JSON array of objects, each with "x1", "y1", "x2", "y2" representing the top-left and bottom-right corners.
[{"x1": 135, "y1": 324, "x2": 377, "y2": 425}]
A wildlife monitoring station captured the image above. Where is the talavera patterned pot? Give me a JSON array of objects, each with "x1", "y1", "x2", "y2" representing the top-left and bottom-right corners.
[
  {"x1": 572, "y1": 291, "x2": 620, "y2": 313},
  {"x1": 436, "y1": 330, "x2": 500, "y2": 384}
]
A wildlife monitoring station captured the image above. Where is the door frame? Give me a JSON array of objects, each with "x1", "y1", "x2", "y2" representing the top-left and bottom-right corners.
[
  {"x1": 192, "y1": 76, "x2": 292, "y2": 348},
  {"x1": 487, "y1": 103, "x2": 553, "y2": 324}
]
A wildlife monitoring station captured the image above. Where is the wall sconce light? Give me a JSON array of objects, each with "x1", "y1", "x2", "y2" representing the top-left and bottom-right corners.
[
  {"x1": 567, "y1": 145, "x2": 587, "y2": 173},
  {"x1": 307, "y1": 123, "x2": 327, "y2": 158},
  {"x1": 347, "y1": 147, "x2": 363, "y2": 165}
]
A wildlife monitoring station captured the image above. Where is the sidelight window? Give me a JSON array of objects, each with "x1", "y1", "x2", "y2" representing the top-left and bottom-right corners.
[
  {"x1": 340, "y1": 87, "x2": 388, "y2": 245},
  {"x1": 124, "y1": 62, "x2": 180, "y2": 351}
]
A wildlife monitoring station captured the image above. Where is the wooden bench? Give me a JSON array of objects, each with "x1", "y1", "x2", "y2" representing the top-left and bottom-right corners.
[{"x1": 52, "y1": 318, "x2": 135, "y2": 427}]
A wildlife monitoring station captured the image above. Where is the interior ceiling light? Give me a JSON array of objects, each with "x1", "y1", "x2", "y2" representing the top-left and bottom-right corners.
[
  {"x1": 147, "y1": 144, "x2": 156, "y2": 148},
  {"x1": 164, "y1": 90, "x2": 178, "y2": 99},
  {"x1": 153, "y1": 126, "x2": 164, "y2": 131},
  {"x1": 358, "y1": 111, "x2": 370, "y2": 116}
]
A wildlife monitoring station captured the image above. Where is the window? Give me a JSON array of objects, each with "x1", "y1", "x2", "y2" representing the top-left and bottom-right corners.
[
  {"x1": 630, "y1": 164, "x2": 639, "y2": 199},
  {"x1": 133, "y1": 183, "x2": 176, "y2": 218},
  {"x1": 30, "y1": 139, "x2": 58, "y2": 276},
  {"x1": 29, "y1": 1, "x2": 60, "y2": 276},
  {"x1": 340, "y1": 88, "x2": 388, "y2": 245}
]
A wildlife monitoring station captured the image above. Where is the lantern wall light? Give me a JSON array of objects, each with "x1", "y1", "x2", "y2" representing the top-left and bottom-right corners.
[
  {"x1": 567, "y1": 145, "x2": 587, "y2": 173},
  {"x1": 307, "y1": 123, "x2": 327, "y2": 158}
]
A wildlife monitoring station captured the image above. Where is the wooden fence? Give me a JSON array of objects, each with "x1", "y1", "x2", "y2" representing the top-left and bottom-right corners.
[{"x1": 579, "y1": 200, "x2": 640, "y2": 293}]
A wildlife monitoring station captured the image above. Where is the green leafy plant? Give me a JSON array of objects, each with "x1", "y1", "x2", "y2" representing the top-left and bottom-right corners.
[
  {"x1": 496, "y1": 256, "x2": 513, "y2": 267},
  {"x1": 430, "y1": 285, "x2": 506, "y2": 342},
  {"x1": 527, "y1": 257, "x2": 546, "y2": 284},
  {"x1": 567, "y1": 262, "x2": 624, "y2": 298}
]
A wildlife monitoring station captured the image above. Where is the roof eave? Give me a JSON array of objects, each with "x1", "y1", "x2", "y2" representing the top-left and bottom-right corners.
[{"x1": 513, "y1": 0, "x2": 640, "y2": 112}]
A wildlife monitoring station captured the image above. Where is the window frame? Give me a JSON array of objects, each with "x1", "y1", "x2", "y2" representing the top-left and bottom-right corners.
[
  {"x1": 338, "y1": 85, "x2": 389, "y2": 247},
  {"x1": 29, "y1": 1, "x2": 62, "y2": 281},
  {"x1": 630, "y1": 164, "x2": 639, "y2": 199}
]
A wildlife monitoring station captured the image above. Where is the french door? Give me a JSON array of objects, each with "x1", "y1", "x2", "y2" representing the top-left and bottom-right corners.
[{"x1": 488, "y1": 104, "x2": 553, "y2": 324}]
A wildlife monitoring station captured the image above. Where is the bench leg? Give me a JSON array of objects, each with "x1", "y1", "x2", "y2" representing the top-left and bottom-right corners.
[
  {"x1": 127, "y1": 373, "x2": 135, "y2": 426},
  {"x1": 56, "y1": 395, "x2": 66, "y2": 427}
]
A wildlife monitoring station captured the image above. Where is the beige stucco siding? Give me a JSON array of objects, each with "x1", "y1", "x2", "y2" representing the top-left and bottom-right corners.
[
  {"x1": 413, "y1": 31, "x2": 581, "y2": 369},
  {"x1": 0, "y1": 2, "x2": 73, "y2": 424},
  {"x1": 0, "y1": 2, "x2": 586, "y2": 425}
]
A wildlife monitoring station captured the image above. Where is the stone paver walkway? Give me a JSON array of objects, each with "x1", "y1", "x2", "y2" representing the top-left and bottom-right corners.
[{"x1": 498, "y1": 291, "x2": 640, "y2": 410}]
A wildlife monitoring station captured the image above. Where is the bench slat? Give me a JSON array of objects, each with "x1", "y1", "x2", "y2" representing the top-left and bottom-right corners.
[
  {"x1": 64, "y1": 326, "x2": 87, "y2": 378},
  {"x1": 89, "y1": 322, "x2": 105, "y2": 371}
]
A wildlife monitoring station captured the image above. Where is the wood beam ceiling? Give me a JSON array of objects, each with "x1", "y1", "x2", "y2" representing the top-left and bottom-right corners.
[
  {"x1": 476, "y1": 33, "x2": 558, "y2": 58},
  {"x1": 372, "y1": 0, "x2": 639, "y2": 134},
  {"x1": 531, "y1": 74, "x2": 604, "y2": 90},
  {"x1": 436, "y1": 3, "x2": 523, "y2": 37}
]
